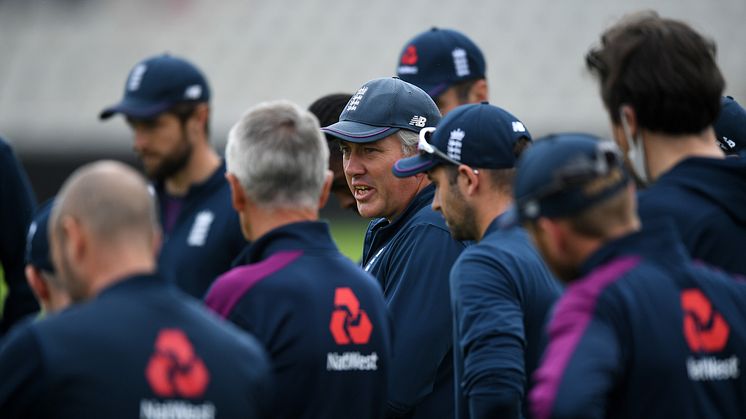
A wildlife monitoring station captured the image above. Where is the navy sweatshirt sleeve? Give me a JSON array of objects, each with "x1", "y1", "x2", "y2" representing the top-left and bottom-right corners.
[
  {"x1": 0, "y1": 140, "x2": 38, "y2": 335},
  {"x1": 384, "y1": 223, "x2": 463, "y2": 416},
  {"x1": 451, "y1": 250, "x2": 525, "y2": 419},
  {"x1": 0, "y1": 325, "x2": 46, "y2": 418},
  {"x1": 530, "y1": 287, "x2": 623, "y2": 419}
]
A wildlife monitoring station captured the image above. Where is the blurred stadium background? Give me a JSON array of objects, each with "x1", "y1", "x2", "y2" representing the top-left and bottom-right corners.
[{"x1": 1, "y1": 0, "x2": 744, "y2": 260}]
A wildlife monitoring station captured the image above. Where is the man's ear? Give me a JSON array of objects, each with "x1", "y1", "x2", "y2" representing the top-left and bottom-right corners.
[
  {"x1": 189, "y1": 103, "x2": 210, "y2": 139},
  {"x1": 318, "y1": 170, "x2": 333, "y2": 210},
  {"x1": 226, "y1": 172, "x2": 248, "y2": 213},
  {"x1": 25, "y1": 265, "x2": 50, "y2": 311},
  {"x1": 468, "y1": 79, "x2": 489, "y2": 103},
  {"x1": 61, "y1": 216, "x2": 87, "y2": 265},
  {"x1": 457, "y1": 164, "x2": 480, "y2": 196}
]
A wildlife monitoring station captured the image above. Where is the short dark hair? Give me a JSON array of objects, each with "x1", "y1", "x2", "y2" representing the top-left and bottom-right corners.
[
  {"x1": 445, "y1": 136, "x2": 531, "y2": 194},
  {"x1": 435, "y1": 78, "x2": 484, "y2": 109},
  {"x1": 308, "y1": 93, "x2": 353, "y2": 157},
  {"x1": 168, "y1": 102, "x2": 210, "y2": 137},
  {"x1": 586, "y1": 12, "x2": 724, "y2": 135}
]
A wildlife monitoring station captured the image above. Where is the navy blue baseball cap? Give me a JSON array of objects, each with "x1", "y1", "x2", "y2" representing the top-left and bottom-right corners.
[
  {"x1": 714, "y1": 96, "x2": 746, "y2": 156},
  {"x1": 397, "y1": 28, "x2": 486, "y2": 98},
  {"x1": 321, "y1": 77, "x2": 441, "y2": 143},
  {"x1": 393, "y1": 102, "x2": 531, "y2": 177},
  {"x1": 26, "y1": 200, "x2": 54, "y2": 273},
  {"x1": 514, "y1": 133, "x2": 630, "y2": 222},
  {"x1": 100, "y1": 54, "x2": 210, "y2": 120}
]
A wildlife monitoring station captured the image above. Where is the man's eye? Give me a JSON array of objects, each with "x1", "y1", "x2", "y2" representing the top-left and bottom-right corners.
[{"x1": 364, "y1": 147, "x2": 378, "y2": 154}]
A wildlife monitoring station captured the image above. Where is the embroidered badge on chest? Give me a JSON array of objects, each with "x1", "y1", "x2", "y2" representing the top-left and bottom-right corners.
[{"x1": 187, "y1": 211, "x2": 214, "y2": 247}]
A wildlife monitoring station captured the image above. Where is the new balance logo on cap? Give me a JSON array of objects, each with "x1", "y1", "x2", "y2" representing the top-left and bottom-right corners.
[
  {"x1": 409, "y1": 116, "x2": 427, "y2": 127},
  {"x1": 128, "y1": 64, "x2": 147, "y2": 91},
  {"x1": 184, "y1": 85, "x2": 202, "y2": 100},
  {"x1": 346, "y1": 87, "x2": 368, "y2": 112},
  {"x1": 512, "y1": 121, "x2": 527, "y2": 132}
]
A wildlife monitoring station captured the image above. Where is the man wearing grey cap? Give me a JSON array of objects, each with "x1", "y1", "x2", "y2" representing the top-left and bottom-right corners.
[
  {"x1": 515, "y1": 134, "x2": 746, "y2": 419},
  {"x1": 322, "y1": 77, "x2": 468, "y2": 418},
  {"x1": 100, "y1": 54, "x2": 245, "y2": 298}
]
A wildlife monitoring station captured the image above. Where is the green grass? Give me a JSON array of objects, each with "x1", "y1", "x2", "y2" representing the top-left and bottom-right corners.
[{"x1": 327, "y1": 218, "x2": 369, "y2": 262}]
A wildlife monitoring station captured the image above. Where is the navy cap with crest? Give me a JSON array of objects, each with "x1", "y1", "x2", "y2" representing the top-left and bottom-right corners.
[
  {"x1": 26, "y1": 200, "x2": 54, "y2": 274},
  {"x1": 99, "y1": 54, "x2": 210, "y2": 120},
  {"x1": 514, "y1": 133, "x2": 630, "y2": 222},
  {"x1": 321, "y1": 77, "x2": 441, "y2": 144},
  {"x1": 396, "y1": 28, "x2": 486, "y2": 99},
  {"x1": 393, "y1": 102, "x2": 530, "y2": 178},
  {"x1": 714, "y1": 96, "x2": 746, "y2": 156}
]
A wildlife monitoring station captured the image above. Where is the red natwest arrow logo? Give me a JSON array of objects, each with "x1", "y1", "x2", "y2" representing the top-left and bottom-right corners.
[
  {"x1": 145, "y1": 329, "x2": 210, "y2": 398},
  {"x1": 330, "y1": 287, "x2": 373, "y2": 345},
  {"x1": 681, "y1": 289, "x2": 730, "y2": 352}
]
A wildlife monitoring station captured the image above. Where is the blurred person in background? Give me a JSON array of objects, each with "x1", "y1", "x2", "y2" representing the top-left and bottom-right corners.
[
  {"x1": 0, "y1": 161, "x2": 272, "y2": 418},
  {"x1": 24, "y1": 200, "x2": 70, "y2": 316},
  {"x1": 586, "y1": 12, "x2": 746, "y2": 275},
  {"x1": 0, "y1": 137, "x2": 38, "y2": 336},
  {"x1": 323, "y1": 77, "x2": 468, "y2": 419},
  {"x1": 393, "y1": 102, "x2": 561, "y2": 419},
  {"x1": 713, "y1": 96, "x2": 746, "y2": 156},
  {"x1": 100, "y1": 54, "x2": 246, "y2": 298},
  {"x1": 308, "y1": 93, "x2": 357, "y2": 212},
  {"x1": 516, "y1": 133, "x2": 746, "y2": 419},
  {"x1": 206, "y1": 100, "x2": 391, "y2": 419},
  {"x1": 397, "y1": 28, "x2": 488, "y2": 115}
]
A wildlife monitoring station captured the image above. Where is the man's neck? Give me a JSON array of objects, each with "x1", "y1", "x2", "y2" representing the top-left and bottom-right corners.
[
  {"x1": 245, "y1": 206, "x2": 318, "y2": 242},
  {"x1": 475, "y1": 193, "x2": 512, "y2": 242},
  {"x1": 85, "y1": 246, "x2": 157, "y2": 299},
  {"x1": 165, "y1": 145, "x2": 221, "y2": 196},
  {"x1": 645, "y1": 127, "x2": 724, "y2": 181}
]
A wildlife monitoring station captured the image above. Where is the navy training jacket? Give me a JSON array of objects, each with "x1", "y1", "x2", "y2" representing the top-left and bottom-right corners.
[
  {"x1": 154, "y1": 161, "x2": 246, "y2": 298},
  {"x1": 530, "y1": 221, "x2": 746, "y2": 419},
  {"x1": 0, "y1": 137, "x2": 38, "y2": 335},
  {"x1": 0, "y1": 273, "x2": 273, "y2": 419},
  {"x1": 638, "y1": 156, "x2": 746, "y2": 275},
  {"x1": 451, "y1": 212, "x2": 562, "y2": 419},
  {"x1": 205, "y1": 221, "x2": 391, "y2": 419},
  {"x1": 362, "y1": 184, "x2": 468, "y2": 419}
]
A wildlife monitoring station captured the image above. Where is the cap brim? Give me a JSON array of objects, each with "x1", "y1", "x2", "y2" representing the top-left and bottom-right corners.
[
  {"x1": 99, "y1": 98, "x2": 174, "y2": 120},
  {"x1": 322, "y1": 121, "x2": 399, "y2": 143},
  {"x1": 392, "y1": 154, "x2": 439, "y2": 178}
]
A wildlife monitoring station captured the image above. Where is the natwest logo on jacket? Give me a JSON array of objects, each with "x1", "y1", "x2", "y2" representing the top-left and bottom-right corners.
[
  {"x1": 330, "y1": 287, "x2": 373, "y2": 345},
  {"x1": 145, "y1": 329, "x2": 210, "y2": 397},
  {"x1": 681, "y1": 289, "x2": 740, "y2": 381}
]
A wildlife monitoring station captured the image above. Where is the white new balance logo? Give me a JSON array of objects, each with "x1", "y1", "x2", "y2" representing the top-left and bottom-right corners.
[
  {"x1": 409, "y1": 116, "x2": 427, "y2": 127},
  {"x1": 187, "y1": 211, "x2": 214, "y2": 247},
  {"x1": 512, "y1": 121, "x2": 526, "y2": 132},
  {"x1": 347, "y1": 87, "x2": 368, "y2": 111}
]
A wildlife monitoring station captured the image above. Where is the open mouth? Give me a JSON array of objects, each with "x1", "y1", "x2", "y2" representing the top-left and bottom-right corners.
[{"x1": 353, "y1": 185, "x2": 375, "y2": 201}]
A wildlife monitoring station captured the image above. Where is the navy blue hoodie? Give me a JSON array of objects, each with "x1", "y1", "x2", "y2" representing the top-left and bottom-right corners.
[
  {"x1": 451, "y1": 212, "x2": 561, "y2": 419},
  {"x1": 0, "y1": 273, "x2": 273, "y2": 419},
  {"x1": 154, "y1": 161, "x2": 246, "y2": 298},
  {"x1": 638, "y1": 157, "x2": 746, "y2": 275},
  {"x1": 0, "y1": 138, "x2": 38, "y2": 335},
  {"x1": 530, "y1": 221, "x2": 746, "y2": 419},
  {"x1": 205, "y1": 221, "x2": 391, "y2": 419},
  {"x1": 362, "y1": 184, "x2": 468, "y2": 419}
]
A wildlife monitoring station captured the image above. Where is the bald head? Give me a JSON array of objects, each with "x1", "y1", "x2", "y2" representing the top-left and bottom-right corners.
[{"x1": 51, "y1": 160, "x2": 158, "y2": 250}]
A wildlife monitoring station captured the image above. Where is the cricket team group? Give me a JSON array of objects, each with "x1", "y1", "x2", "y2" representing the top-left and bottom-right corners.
[{"x1": 2, "y1": 10, "x2": 746, "y2": 419}]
